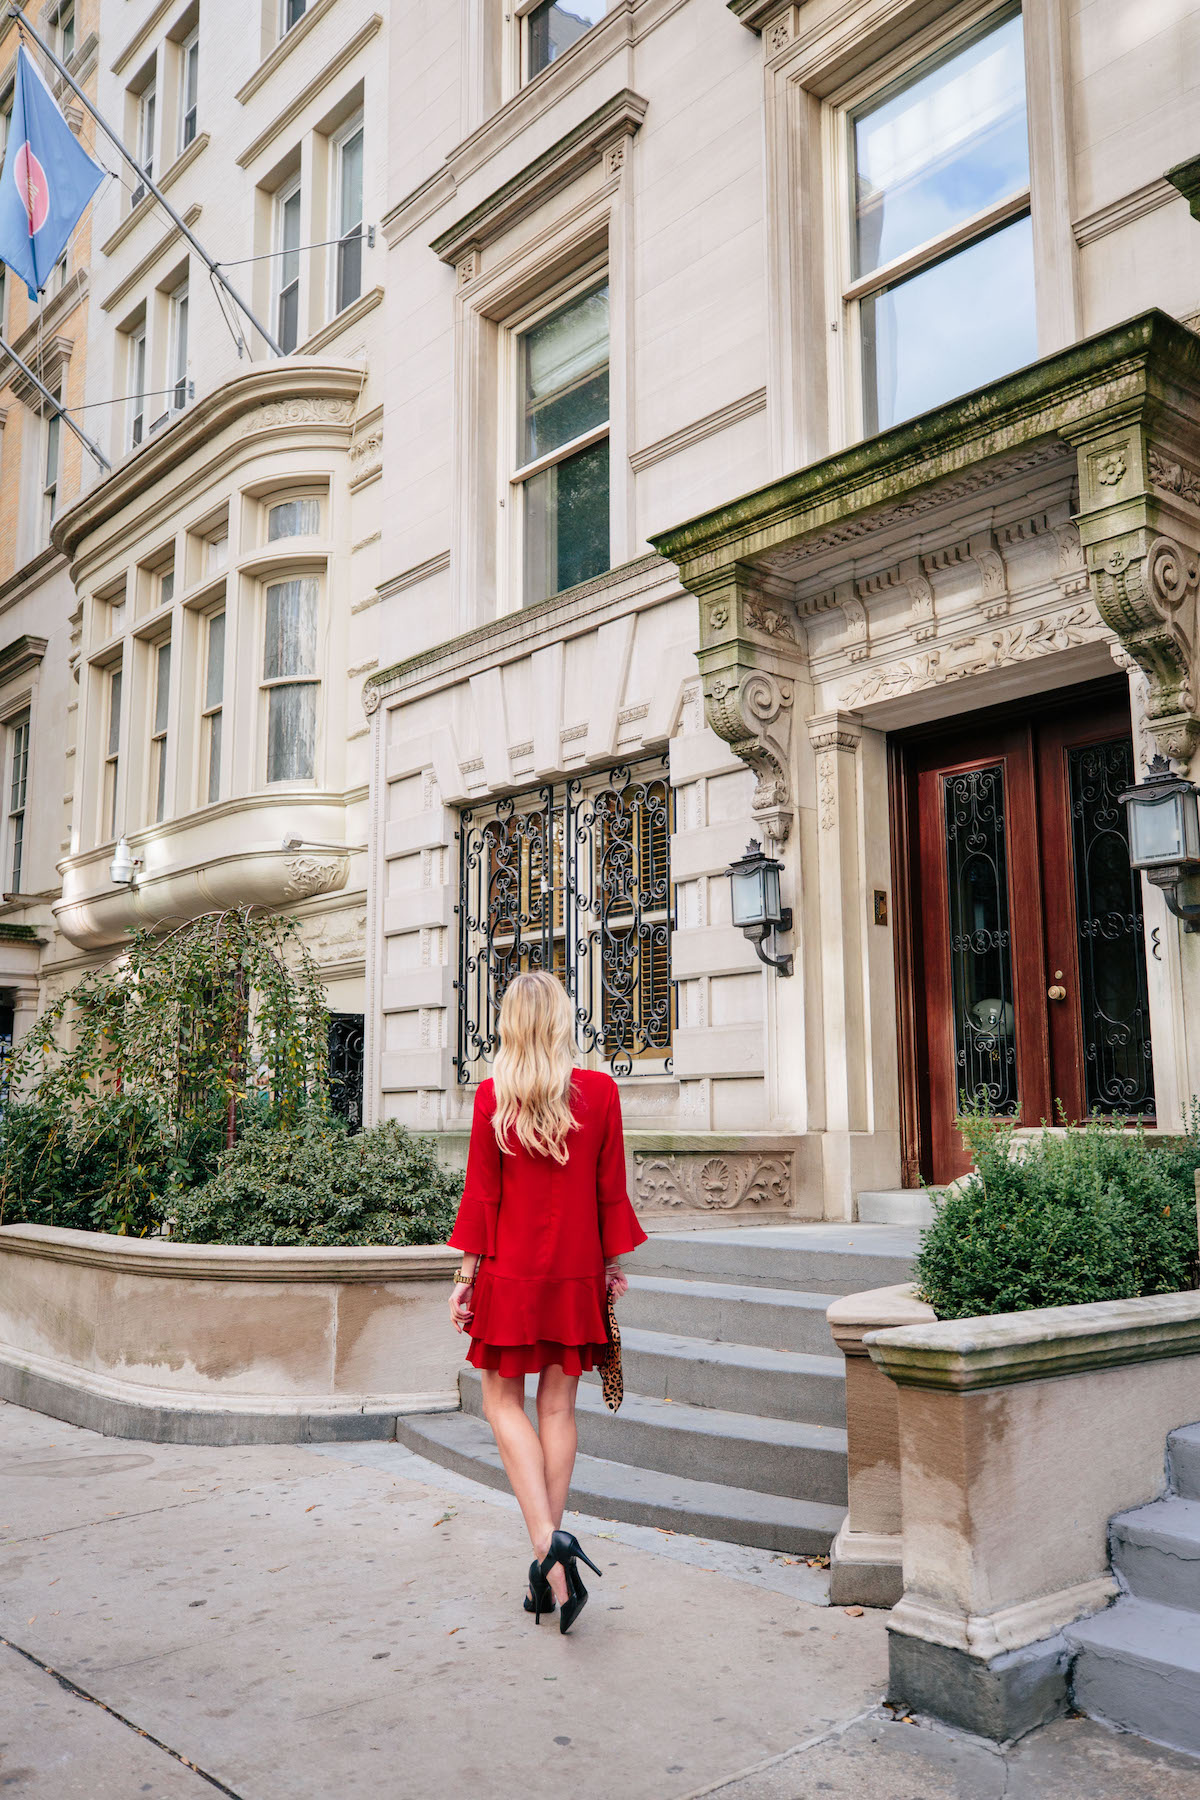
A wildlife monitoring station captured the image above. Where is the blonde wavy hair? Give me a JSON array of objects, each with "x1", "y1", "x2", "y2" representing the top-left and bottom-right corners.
[{"x1": 491, "y1": 971, "x2": 578, "y2": 1163}]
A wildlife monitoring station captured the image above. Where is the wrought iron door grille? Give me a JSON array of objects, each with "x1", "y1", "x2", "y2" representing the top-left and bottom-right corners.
[{"x1": 455, "y1": 756, "x2": 674, "y2": 1080}]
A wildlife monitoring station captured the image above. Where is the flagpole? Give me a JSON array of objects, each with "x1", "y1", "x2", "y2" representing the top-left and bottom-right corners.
[
  {"x1": 0, "y1": 331, "x2": 111, "y2": 470},
  {"x1": 5, "y1": 4, "x2": 285, "y2": 357}
]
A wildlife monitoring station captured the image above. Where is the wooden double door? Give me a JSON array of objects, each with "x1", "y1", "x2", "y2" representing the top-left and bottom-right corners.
[{"x1": 895, "y1": 682, "x2": 1155, "y2": 1184}]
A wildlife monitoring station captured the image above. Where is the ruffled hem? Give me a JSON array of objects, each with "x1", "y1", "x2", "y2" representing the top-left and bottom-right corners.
[
  {"x1": 467, "y1": 1269, "x2": 608, "y2": 1348},
  {"x1": 467, "y1": 1339, "x2": 607, "y2": 1376}
]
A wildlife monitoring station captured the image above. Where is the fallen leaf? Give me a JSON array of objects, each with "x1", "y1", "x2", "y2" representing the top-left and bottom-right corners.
[
  {"x1": 843, "y1": 1606, "x2": 865, "y2": 1618},
  {"x1": 447, "y1": 1627, "x2": 461, "y2": 1635},
  {"x1": 305, "y1": 1505, "x2": 317, "y2": 1513}
]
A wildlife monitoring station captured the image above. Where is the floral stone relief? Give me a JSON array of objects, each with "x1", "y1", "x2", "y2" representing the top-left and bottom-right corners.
[{"x1": 634, "y1": 1152, "x2": 793, "y2": 1211}]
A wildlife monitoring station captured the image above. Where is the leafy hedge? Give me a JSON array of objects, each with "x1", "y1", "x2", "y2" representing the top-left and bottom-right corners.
[
  {"x1": 0, "y1": 1095, "x2": 206, "y2": 1237},
  {"x1": 915, "y1": 1108, "x2": 1200, "y2": 1320},
  {"x1": 169, "y1": 1115, "x2": 461, "y2": 1247}
]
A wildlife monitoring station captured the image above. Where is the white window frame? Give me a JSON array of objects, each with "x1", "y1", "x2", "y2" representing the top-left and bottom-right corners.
[
  {"x1": 178, "y1": 29, "x2": 199, "y2": 154},
  {"x1": 133, "y1": 79, "x2": 156, "y2": 206},
  {"x1": 6, "y1": 712, "x2": 30, "y2": 895},
  {"x1": 102, "y1": 663, "x2": 123, "y2": 842},
  {"x1": 149, "y1": 635, "x2": 171, "y2": 824},
  {"x1": 128, "y1": 326, "x2": 147, "y2": 447},
  {"x1": 261, "y1": 576, "x2": 320, "y2": 785},
  {"x1": 504, "y1": 267, "x2": 611, "y2": 613},
  {"x1": 279, "y1": 0, "x2": 307, "y2": 38},
  {"x1": 330, "y1": 116, "x2": 364, "y2": 319},
  {"x1": 57, "y1": 2, "x2": 75, "y2": 64},
  {"x1": 829, "y1": 1, "x2": 1031, "y2": 443},
  {"x1": 168, "y1": 281, "x2": 189, "y2": 412},
  {"x1": 201, "y1": 606, "x2": 225, "y2": 806},
  {"x1": 275, "y1": 177, "x2": 302, "y2": 354},
  {"x1": 515, "y1": 0, "x2": 609, "y2": 88},
  {"x1": 42, "y1": 398, "x2": 61, "y2": 539}
]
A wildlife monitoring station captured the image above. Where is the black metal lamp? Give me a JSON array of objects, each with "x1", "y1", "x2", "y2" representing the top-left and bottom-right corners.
[
  {"x1": 1118, "y1": 753, "x2": 1200, "y2": 931},
  {"x1": 727, "y1": 838, "x2": 793, "y2": 975}
]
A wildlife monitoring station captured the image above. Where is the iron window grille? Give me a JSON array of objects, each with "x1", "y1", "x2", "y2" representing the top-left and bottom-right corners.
[{"x1": 455, "y1": 755, "x2": 674, "y2": 1081}]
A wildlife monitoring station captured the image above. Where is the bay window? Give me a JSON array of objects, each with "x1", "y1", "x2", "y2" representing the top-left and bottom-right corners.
[
  {"x1": 846, "y1": 5, "x2": 1035, "y2": 435},
  {"x1": 515, "y1": 281, "x2": 610, "y2": 607},
  {"x1": 263, "y1": 578, "x2": 318, "y2": 782}
]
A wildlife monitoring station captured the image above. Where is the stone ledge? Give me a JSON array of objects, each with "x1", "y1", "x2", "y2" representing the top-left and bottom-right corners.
[
  {"x1": 0, "y1": 1224, "x2": 459, "y2": 1284},
  {"x1": 867, "y1": 1289, "x2": 1200, "y2": 1391}
]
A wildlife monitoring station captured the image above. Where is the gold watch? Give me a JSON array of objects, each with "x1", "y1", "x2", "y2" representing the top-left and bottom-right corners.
[{"x1": 453, "y1": 1267, "x2": 476, "y2": 1285}]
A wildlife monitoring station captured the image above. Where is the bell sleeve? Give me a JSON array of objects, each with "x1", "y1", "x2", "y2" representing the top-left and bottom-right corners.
[
  {"x1": 597, "y1": 1079, "x2": 648, "y2": 1260},
  {"x1": 447, "y1": 1083, "x2": 502, "y2": 1257}
]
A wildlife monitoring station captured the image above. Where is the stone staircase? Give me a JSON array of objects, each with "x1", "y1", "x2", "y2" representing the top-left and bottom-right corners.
[
  {"x1": 397, "y1": 1224, "x2": 916, "y2": 1554},
  {"x1": 1067, "y1": 1422, "x2": 1200, "y2": 1755}
]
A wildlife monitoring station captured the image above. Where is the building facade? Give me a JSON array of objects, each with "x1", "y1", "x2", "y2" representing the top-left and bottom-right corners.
[
  {"x1": 365, "y1": 0, "x2": 1200, "y2": 1220},
  {"x1": 24, "y1": 0, "x2": 393, "y2": 1119}
]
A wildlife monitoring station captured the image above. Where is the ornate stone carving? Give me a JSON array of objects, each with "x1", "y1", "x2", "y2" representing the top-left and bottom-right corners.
[
  {"x1": 284, "y1": 856, "x2": 345, "y2": 899},
  {"x1": 704, "y1": 668, "x2": 794, "y2": 842},
  {"x1": 764, "y1": 13, "x2": 794, "y2": 56},
  {"x1": 362, "y1": 681, "x2": 382, "y2": 715},
  {"x1": 807, "y1": 716, "x2": 860, "y2": 833},
  {"x1": 743, "y1": 595, "x2": 796, "y2": 640},
  {"x1": 456, "y1": 250, "x2": 479, "y2": 287},
  {"x1": 904, "y1": 562, "x2": 936, "y2": 641},
  {"x1": 839, "y1": 603, "x2": 1102, "y2": 709},
  {"x1": 1149, "y1": 447, "x2": 1200, "y2": 507},
  {"x1": 634, "y1": 1152, "x2": 792, "y2": 1212},
  {"x1": 242, "y1": 397, "x2": 354, "y2": 435},
  {"x1": 1094, "y1": 448, "x2": 1128, "y2": 487},
  {"x1": 602, "y1": 140, "x2": 626, "y2": 179},
  {"x1": 1091, "y1": 533, "x2": 1200, "y2": 760}
]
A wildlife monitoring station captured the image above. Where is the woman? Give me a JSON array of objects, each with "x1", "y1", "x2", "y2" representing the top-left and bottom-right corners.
[{"x1": 447, "y1": 971, "x2": 647, "y2": 1633}]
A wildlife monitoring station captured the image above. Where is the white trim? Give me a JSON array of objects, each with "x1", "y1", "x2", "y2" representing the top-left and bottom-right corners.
[{"x1": 510, "y1": 419, "x2": 610, "y2": 487}]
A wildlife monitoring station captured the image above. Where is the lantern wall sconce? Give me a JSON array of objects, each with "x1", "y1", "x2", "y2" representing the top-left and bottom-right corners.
[
  {"x1": 726, "y1": 838, "x2": 794, "y2": 975},
  {"x1": 1118, "y1": 753, "x2": 1200, "y2": 931}
]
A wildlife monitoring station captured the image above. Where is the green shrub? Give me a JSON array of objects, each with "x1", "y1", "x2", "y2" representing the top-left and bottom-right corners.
[
  {"x1": 169, "y1": 1115, "x2": 460, "y2": 1247},
  {"x1": 915, "y1": 1107, "x2": 1200, "y2": 1320},
  {"x1": 0, "y1": 1096, "x2": 200, "y2": 1236}
]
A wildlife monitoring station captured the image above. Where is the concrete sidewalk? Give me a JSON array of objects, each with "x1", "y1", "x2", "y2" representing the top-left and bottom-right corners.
[{"x1": 2, "y1": 1401, "x2": 1199, "y2": 1800}]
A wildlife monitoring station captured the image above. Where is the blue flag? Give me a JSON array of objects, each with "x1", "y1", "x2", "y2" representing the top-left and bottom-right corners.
[{"x1": 0, "y1": 45, "x2": 105, "y2": 301}]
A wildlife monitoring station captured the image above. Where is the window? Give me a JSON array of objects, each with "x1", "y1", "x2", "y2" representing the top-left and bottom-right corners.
[
  {"x1": 129, "y1": 327, "x2": 147, "y2": 446},
  {"x1": 103, "y1": 666, "x2": 122, "y2": 839},
  {"x1": 263, "y1": 578, "x2": 318, "y2": 782},
  {"x1": 202, "y1": 610, "x2": 224, "y2": 804},
  {"x1": 150, "y1": 638, "x2": 171, "y2": 823},
  {"x1": 515, "y1": 281, "x2": 609, "y2": 606},
  {"x1": 333, "y1": 122, "x2": 363, "y2": 314},
  {"x1": 58, "y1": 3, "x2": 75, "y2": 63},
  {"x1": 159, "y1": 565, "x2": 175, "y2": 607},
  {"x1": 42, "y1": 400, "x2": 61, "y2": 538},
  {"x1": 179, "y1": 31, "x2": 199, "y2": 152},
  {"x1": 846, "y1": 6, "x2": 1034, "y2": 435},
  {"x1": 133, "y1": 80, "x2": 156, "y2": 204},
  {"x1": 275, "y1": 181, "x2": 301, "y2": 354},
  {"x1": 7, "y1": 715, "x2": 29, "y2": 893},
  {"x1": 169, "y1": 283, "x2": 189, "y2": 410},
  {"x1": 281, "y1": 0, "x2": 306, "y2": 34},
  {"x1": 205, "y1": 529, "x2": 228, "y2": 573},
  {"x1": 524, "y1": 1, "x2": 609, "y2": 81},
  {"x1": 267, "y1": 497, "x2": 319, "y2": 541},
  {"x1": 456, "y1": 757, "x2": 672, "y2": 1079}
]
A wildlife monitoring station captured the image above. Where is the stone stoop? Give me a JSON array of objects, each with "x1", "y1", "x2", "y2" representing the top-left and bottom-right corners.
[
  {"x1": 395, "y1": 1225, "x2": 917, "y2": 1555},
  {"x1": 1067, "y1": 1422, "x2": 1200, "y2": 1756}
]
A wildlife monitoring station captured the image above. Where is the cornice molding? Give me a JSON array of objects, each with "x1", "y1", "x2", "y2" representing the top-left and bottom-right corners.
[
  {"x1": 1073, "y1": 176, "x2": 1180, "y2": 247},
  {"x1": 0, "y1": 546, "x2": 63, "y2": 617},
  {"x1": 236, "y1": 16, "x2": 383, "y2": 169},
  {"x1": 8, "y1": 334, "x2": 73, "y2": 409},
  {"x1": 630, "y1": 387, "x2": 767, "y2": 473},
  {"x1": 98, "y1": 133, "x2": 211, "y2": 260},
  {"x1": 111, "y1": 0, "x2": 174, "y2": 76},
  {"x1": 378, "y1": 550, "x2": 451, "y2": 600},
  {"x1": 0, "y1": 268, "x2": 86, "y2": 391},
  {"x1": 429, "y1": 89, "x2": 648, "y2": 266},
  {"x1": 52, "y1": 360, "x2": 364, "y2": 562},
  {"x1": 0, "y1": 634, "x2": 48, "y2": 687},
  {"x1": 727, "y1": 0, "x2": 792, "y2": 28},
  {"x1": 0, "y1": 1224, "x2": 460, "y2": 1283},
  {"x1": 235, "y1": 0, "x2": 342, "y2": 103},
  {"x1": 100, "y1": 204, "x2": 202, "y2": 314},
  {"x1": 300, "y1": 284, "x2": 383, "y2": 354}
]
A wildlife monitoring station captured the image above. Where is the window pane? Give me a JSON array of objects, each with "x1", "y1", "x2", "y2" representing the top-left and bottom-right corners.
[
  {"x1": 207, "y1": 709, "x2": 222, "y2": 803},
  {"x1": 108, "y1": 669, "x2": 122, "y2": 757},
  {"x1": 154, "y1": 641, "x2": 171, "y2": 735},
  {"x1": 264, "y1": 579, "x2": 318, "y2": 678},
  {"x1": 205, "y1": 612, "x2": 225, "y2": 708},
  {"x1": 853, "y1": 11, "x2": 1027, "y2": 278},
  {"x1": 339, "y1": 129, "x2": 363, "y2": 237},
  {"x1": 267, "y1": 683, "x2": 316, "y2": 781},
  {"x1": 527, "y1": 1, "x2": 608, "y2": 78},
  {"x1": 10, "y1": 809, "x2": 23, "y2": 891},
  {"x1": 10, "y1": 720, "x2": 28, "y2": 812},
  {"x1": 268, "y1": 498, "x2": 320, "y2": 541},
  {"x1": 523, "y1": 435, "x2": 609, "y2": 605},
  {"x1": 860, "y1": 213, "x2": 1036, "y2": 433},
  {"x1": 337, "y1": 231, "x2": 361, "y2": 312},
  {"x1": 155, "y1": 742, "x2": 167, "y2": 822},
  {"x1": 522, "y1": 284, "x2": 608, "y2": 464}
]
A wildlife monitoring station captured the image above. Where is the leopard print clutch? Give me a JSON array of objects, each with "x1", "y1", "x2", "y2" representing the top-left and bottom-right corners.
[{"x1": 599, "y1": 1288, "x2": 623, "y2": 1412}]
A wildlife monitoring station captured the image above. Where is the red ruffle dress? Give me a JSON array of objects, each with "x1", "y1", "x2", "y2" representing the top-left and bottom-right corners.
[{"x1": 447, "y1": 1069, "x2": 647, "y2": 1376}]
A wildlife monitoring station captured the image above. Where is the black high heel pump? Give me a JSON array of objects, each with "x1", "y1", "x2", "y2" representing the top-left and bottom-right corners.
[
  {"x1": 537, "y1": 1529, "x2": 603, "y2": 1635},
  {"x1": 525, "y1": 1557, "x2": 556, "y2": 1621}
]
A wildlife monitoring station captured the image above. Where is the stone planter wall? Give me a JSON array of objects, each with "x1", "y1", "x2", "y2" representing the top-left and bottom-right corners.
[
  {"x1": 866, "y1": 1289, "x2": 1200, "y2": 1742},
  {"x1": 0, "y1": 1224, "x2": 463, "y2": 1446}
]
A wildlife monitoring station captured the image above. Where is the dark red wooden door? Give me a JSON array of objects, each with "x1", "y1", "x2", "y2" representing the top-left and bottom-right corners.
[{"x1": 899, "y1": 688, "x2": 1153, "y2": 1184}]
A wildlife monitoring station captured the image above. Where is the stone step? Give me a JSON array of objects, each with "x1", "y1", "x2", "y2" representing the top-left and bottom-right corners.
[
  {"x1": 395, "y1": 1409, "x2": 845, "y2": 1554},
  {"x1": 620, "y1": 1274, "x2": 840, "y2": 1355},
  {"x1": 1169, "y1": 1423, "x2": 1200, "y2": 1500},
  {"x1": 459, "y1": 1368, "x2": 848, "y2": 1505},
  {"x1": 1068, "y1": 1596, "x2": 1200, "y2": 1756},
  {"x1": 1110, "y1": 1495, "x2": 1200, "y2": 1610},
  {"x1": 580, "y1": 1327, "x2": 845, "y2": 1427},
  {"x1": 630, "y1": 1224, "x2": 917, "y2": 1295},
  {"x1": 855, "y1": 1189, "x2": 935, "y2": 1229}
]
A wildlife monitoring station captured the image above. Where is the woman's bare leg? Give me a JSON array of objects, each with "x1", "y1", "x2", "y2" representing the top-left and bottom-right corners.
[
  {"x1": 480, "y1": 1370, "x2": 568, "y2": 1603},
  {"x1": 536, "y1": 1364, "x2": 579, "y2": 1530}
]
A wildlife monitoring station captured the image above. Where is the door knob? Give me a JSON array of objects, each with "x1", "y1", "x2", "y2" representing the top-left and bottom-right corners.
[{"x1": 1047, "y1": 984, "x2": 1066, "y2": 1001}]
